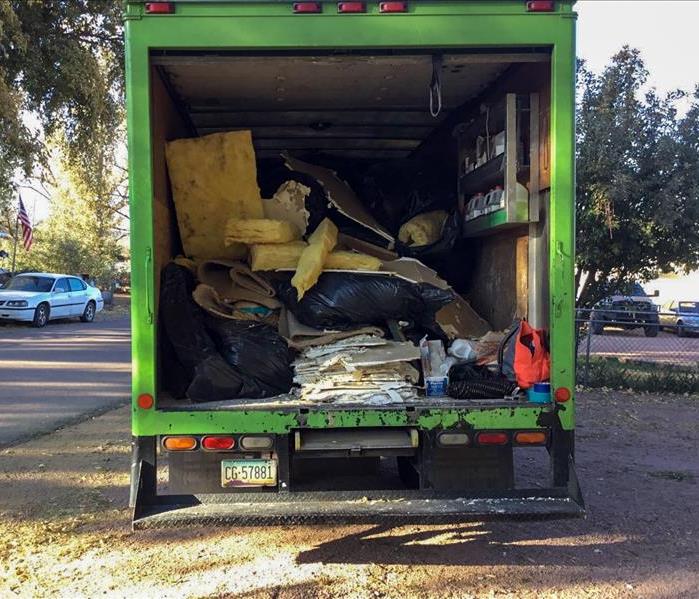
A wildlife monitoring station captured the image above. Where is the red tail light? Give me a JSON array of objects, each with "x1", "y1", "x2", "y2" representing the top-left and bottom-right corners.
[
  {"x1": 145, "y1": 2, "x2": 175, "y2": 14},
  {"x1": 554, "y1": 387, "x2": 571, "y2": 403},
  {"x1": 526, "y1": 1, "x2": 554, "y2": 11},
  {"x1": 338, "y1": 2, "x2": 366, "y2": 13},
  {"x1": 293, "y1": 2, "x2": 322, "y2": 12},
  {"x1": 476, "y1": 432, "x2": 509, "y2": 446},
  {"x1": 202, "y1": 436, "x2": 236, "y2": 451},
  {"x1": 380, "y1": 1, "x2": 408, "y2": 12}
]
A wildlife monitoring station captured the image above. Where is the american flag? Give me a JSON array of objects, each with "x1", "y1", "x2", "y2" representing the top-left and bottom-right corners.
[{"x1": 18, "y1": 197, "x2": 33, "y2": 252}]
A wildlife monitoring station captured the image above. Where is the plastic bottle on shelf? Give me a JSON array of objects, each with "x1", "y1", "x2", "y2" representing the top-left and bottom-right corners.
[{"x1": 487, "y1": 185, "x2": 504, "y2": 213}]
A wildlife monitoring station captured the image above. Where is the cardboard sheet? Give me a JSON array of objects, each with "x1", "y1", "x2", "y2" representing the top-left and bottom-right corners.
[{"x1": 284, "y1": 155, "x2": 395, "y2": 247}]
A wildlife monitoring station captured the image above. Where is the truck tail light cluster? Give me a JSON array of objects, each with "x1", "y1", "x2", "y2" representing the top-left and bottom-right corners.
[{"x1": 293, "y1": 2, "x2": 408, "y2": 13}]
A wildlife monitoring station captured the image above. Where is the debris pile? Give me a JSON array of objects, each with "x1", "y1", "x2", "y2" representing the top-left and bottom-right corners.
[{"x1": 292, "y1": 336, "x2": 421, "y2": 405}]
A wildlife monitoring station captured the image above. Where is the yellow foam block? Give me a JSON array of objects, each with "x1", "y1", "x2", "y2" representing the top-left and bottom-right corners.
[
  {"x1": 292, "y1": 218, "x2": 338, "y2": 299},
  {"x1": 325, "y1": 251, "x2": 382, "y2": 271},
  {"x1": 398, "y1": 210, "x2": 448, "y2": 247},
  {"x1": 249, "y1": 241, "x2": 308, "y2": 271},
  {"x1": 165, "y1": 131, "x2": 263, "y2": 260},
  {"x1": 225, "y1": 218, "x2": 301, "y2": 245}
]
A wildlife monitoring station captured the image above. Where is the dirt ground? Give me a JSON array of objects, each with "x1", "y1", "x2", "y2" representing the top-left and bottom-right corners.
[{"x1": 1, "y1": 391, "x2": 697, "y2": 599}]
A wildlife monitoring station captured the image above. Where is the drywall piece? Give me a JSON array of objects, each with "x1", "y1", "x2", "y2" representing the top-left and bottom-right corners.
[
  {"x1": 324, "y1": 251, "x2": 382, "y2": 271},
  {"x1": 340, "y1": 341, "x2": 421, "y2": 370},
  {"x1": 225, "y1": 218, "x2": 301, "y2": 245},
  {"x1": 249, "y1": 241, "x2": 308, "y2": 271},
  {"x1": 398, "y1": 210, "x2": 448, "y2": 246},
  {"x1": 338, "y1": 234, "x2": 399, "y2": 261},
  {"x1": 436, "y1": 293, "x2": 490, "y2": 340},
  {"x1": 292, "y1": 218, "x2": 338, "y2": 299},
  {"x1": 263, "y1": 180, "x2": 311, "y2": 235},
  {"x1": 381, "y1": 258, "x2": 451, "y2": 290},
  {"x1": 165, "y1": 130, "x2": 263, "y2": 260},
  {"x1": 284, "y1": 155, "x2": 395, "y2": 247}
]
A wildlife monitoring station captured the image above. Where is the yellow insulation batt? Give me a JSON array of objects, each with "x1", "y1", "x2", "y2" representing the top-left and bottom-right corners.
[
  {"x1": 292, "y1": 218, "x2": 338, "y2": 299},
  {"x1": 249, "y1": 241, "x2": 308, "y2": 271},
  {"x1": 324, "y1": 251, "x2": 382, "y2": 271},
  {"x1": 225, "y1": 218, "x2": 301, "y2": 245},
  {"x1": 165, "y1": 130, "x2": 263, "y2": 260},
  {"x1": 398, "y1": 210, "x2": 448, "y2": 247},
  {"x1": 250, "y1": 243, "x2": 381, "y2": 272}
]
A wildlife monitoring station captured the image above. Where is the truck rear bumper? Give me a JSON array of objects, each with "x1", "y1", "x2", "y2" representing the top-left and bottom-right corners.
[{"x1": 131, "y1": 458, "x2": 585, "y2": 529}]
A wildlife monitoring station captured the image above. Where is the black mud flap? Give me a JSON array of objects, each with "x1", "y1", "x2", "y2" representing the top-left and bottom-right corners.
[{"x1": 131, "y1": 456, "x2": 584, "y2": 529}]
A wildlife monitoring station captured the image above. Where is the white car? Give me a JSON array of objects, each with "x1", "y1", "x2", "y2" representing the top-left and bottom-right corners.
[{"x1": 0, "y1": 273, "x2": 104, "y2": 327}]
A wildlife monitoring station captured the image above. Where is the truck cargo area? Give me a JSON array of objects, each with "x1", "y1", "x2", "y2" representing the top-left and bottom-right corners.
[{"x1": 150, "y1": 50, "x2": 552, "y2": 409}]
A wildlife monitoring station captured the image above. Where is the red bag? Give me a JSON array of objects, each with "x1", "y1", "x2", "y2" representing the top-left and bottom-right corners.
[{"x1": 513, "y1": 320, "x2": 550, "y2": 389}]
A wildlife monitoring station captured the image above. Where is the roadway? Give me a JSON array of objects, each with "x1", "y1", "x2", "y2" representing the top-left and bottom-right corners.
[{"x1": 0, "y1": 317, "x2": 130, "y2": 447}]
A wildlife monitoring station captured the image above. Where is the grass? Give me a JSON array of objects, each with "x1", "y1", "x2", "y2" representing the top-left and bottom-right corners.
[{"x1": 578, "y1": 356, "x2": 699, "y2": 395}]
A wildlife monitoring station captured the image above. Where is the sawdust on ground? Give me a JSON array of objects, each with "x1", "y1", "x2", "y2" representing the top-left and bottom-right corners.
[{"x1": 0, "y1": 392, "x2": 698, "y2": 599}]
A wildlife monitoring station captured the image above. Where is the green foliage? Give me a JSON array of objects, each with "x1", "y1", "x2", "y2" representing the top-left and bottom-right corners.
[
  {"x1": 0, "y1": 0, "x2": 125, "y2": 283},
  {"x1": 576, "y1": 47, "x2": 699, "y2": 307},
  {"x1": 579, "y1": 356, "x2": 699, "y2": 396},
  {"x1": 0, "y1": 0, "x2": 123, "y2": 209}
]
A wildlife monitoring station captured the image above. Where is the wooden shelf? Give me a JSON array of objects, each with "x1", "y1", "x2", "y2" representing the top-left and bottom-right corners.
[
  {"x1": 456, "y1": 92, "x2": 539, "y2": 238},
  {"x1": 462, "y1": 206, "x2": 528, "y2": 238}
]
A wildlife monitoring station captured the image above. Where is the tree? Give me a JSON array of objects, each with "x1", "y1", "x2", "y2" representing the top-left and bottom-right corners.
[
  {"x1": 27, "y1": 134, "x2": 128, "y2": 284},
  {"x1": 576, "y1": 47, "x2": 699, "y2": 307},
  {"x1": 0, "y1": 0, "x2": 123, "y2": 209}
]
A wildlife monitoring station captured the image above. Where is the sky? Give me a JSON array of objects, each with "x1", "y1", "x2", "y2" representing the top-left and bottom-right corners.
[{"x1": 576, "y1": 0, "x2": 699, "y2": 107}]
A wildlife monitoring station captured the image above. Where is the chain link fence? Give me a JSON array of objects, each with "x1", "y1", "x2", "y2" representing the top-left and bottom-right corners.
[{"x1": 576, "y1": 309, "x2": 699, "y2": 395}]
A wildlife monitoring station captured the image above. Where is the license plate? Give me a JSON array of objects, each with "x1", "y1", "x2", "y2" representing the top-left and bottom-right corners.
[{"x1": 221, "y1": 459, "x2": 277, "y2": 488}]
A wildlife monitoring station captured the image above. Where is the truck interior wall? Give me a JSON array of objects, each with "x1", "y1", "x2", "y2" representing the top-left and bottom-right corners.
[
  {"x1": 465, "y1": 231, "x2": 528, "y2": 330},
  {"x1": 150, "y1": 66, "x2": 188, "y2": 305}
]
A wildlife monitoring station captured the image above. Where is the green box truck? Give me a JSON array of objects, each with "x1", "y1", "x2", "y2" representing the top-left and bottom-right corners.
[{"x1": 126, "y1": 0, "x2": 582, "y2": 527}]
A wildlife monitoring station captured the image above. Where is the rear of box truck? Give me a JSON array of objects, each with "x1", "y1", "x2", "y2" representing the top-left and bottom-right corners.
[{"x1": 126, "y1": 0, "x2": 581, "y2": 527}]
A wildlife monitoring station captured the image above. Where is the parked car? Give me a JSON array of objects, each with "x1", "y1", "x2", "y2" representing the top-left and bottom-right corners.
[
  {"x1": 0, "y1": 273, "x2": 104, "y2": 327},
  {"x1": 660, "y1": 300, "x2": 699, "y2": 337},
  {"x1": 589, "y1": 294, "x2": 660, "y2": 337}
]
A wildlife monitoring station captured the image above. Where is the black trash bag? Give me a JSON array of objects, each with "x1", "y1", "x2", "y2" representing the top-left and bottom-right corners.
[
  {"x1": 205, "y1": 317, "x2": 294, "y2": 397},
  {"x1": 159, "y1": 263, "x2": 246, "y2": 402},
  {"x1": 257, "y1": 158, "x2": 329, "y2": 234},
  {"x1": 356, "y1": 158, "x2": 457, "y2": 234},
  {"x1": 395, "y1": 211, "x2": 462, "y2": 262},
  {"x1": 447, "y1": 363, "x2": 518, "y2": 400},
  {"x1": 277, "y1": 272, "x2": 454, "y2": 332}
]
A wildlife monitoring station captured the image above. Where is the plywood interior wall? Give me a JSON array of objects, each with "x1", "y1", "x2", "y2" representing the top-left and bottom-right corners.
[
  {"x1": 466, "y1": 230, "x2": 529, "y2": 331},
  {"x1": 150, "y1": 67, "x2": 189, "y2": 306}
]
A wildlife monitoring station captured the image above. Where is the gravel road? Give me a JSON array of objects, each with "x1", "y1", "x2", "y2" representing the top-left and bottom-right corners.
[{"x1": 1, "y1": 391, "x2": 697, "y2": 598}]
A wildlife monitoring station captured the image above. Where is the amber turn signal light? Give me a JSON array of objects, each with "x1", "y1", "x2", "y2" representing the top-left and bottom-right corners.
[
  {"x1": 163, "y1": 436, "x2": 197, "y2": 451},
  {"x1": 514, "y1": 431, "x2": 547, "y2": 445}
]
